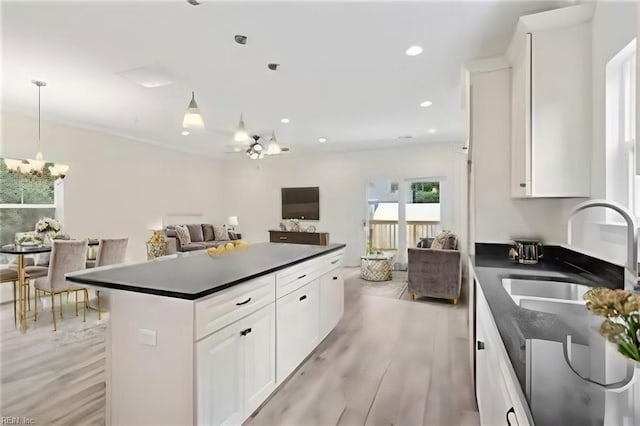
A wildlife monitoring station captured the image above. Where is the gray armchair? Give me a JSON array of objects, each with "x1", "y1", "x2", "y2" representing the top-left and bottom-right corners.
[{"x1": 407, "y1": 238, "x2": 461, "y2": 304}]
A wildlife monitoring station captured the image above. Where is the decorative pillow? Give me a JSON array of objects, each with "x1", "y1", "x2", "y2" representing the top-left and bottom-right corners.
[
  {"x1": 165, "y1": 226, "x2": 177, "y2": 238},
  {"x1": 175, "y1": 225, "x2": 191, "y2": 246},
  {"x1": 228, "y1": 231, "x2": 239, "y2": 240},
  {"x1": 213, "y1": 225, "x2": 230, "y2": 241},
  {"x1": 202, "y1": 224, "x2": 215, "y2": 241},
  {"x1": 443, "y1": 234, "x2": 458, "y2": 250},
  {"x1": 187, "y1": 224, "x2": 204, "y2": 242},
  {"x1": 431, "y1": 230, "x2": 454, "y2": 250}
]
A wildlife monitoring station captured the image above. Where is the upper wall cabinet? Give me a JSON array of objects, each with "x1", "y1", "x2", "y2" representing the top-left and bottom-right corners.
[{"x1": 509, "y1": 5, "x2": 593, "y2": 198}]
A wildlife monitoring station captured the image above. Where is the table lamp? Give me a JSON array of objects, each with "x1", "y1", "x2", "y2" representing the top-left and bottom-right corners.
[{"x1": 228, "y1": 216, "x2": 239, "y2": 232}]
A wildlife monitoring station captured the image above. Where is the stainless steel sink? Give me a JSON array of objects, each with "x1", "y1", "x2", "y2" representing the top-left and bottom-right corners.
[
  {"x1": 502, "y1": 278, "x2": 591, "y2": 303},
  {"x1": 518, "y1": 297, "x2": 590, "y2": 318}
]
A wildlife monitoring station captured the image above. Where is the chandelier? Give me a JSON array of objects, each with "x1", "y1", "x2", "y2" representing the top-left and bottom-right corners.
[{"x1": 3, "y1": 80, "x2": 69, "y2": 179}]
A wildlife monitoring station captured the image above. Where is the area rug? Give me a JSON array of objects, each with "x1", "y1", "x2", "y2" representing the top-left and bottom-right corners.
[{"x1": 346, "y1": 268, "x2": 408, "y2": 299}]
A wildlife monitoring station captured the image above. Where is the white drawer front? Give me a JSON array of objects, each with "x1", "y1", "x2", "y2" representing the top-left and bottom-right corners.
[
  {"x1": 196, "y1": 274, "x2": 276, "y2": 340},
  {"x1": 276, "y1": 249, "x2": 345, "y2": 299},
  {"x1": 317, "y1": 249, "x2": 345, "y2": 275}
]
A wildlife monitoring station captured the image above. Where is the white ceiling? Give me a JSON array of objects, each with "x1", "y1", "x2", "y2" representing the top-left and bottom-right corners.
[{"x1": 1, "y1": 0, "x2": 570, "y2": 158}]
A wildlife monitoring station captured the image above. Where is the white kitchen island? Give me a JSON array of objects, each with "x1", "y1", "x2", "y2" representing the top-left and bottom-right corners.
[{"x1": 67, "y1": 242, "x2": 346, "y2": 426}]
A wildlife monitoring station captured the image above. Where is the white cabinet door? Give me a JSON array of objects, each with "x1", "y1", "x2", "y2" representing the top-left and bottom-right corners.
[
  {"x1": 197, "y1": 321, "x2": 244, "y2": 426},
  {"x1": 510, "y1": 32, "x2": 531, "y2": 198},
  {"x1": 198, "y1": 303, "x2": 277, "y2": 426},
  {"x1": 319, "y1": 271, "x2": 344, "y2": 340},
  {"x1": 243, "y1": 303, "x2": 276, "y2": 417},
  {"x1": 276, "y1": 280, "x2": 320, "y2": 383},
  {"x1": 530, "y1": 23, "x2": 591, "y2": 197},
  {"x1": 509, "y1": 14, "x2": 591, "y2": 198},
  {"x1": 476, "y1": 317, "x2": 517, "y2": 426},
  {"x1": 475, "y1": 283, "x2": 531, "y2": 426}
]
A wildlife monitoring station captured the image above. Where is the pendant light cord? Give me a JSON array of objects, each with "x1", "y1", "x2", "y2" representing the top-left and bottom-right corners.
[{"x1": 37, "y1": 84, "x2": 41, "y2": 152}]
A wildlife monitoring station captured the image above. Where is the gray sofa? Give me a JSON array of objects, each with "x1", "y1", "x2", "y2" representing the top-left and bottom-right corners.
[
  {"x1": 407, "y1": 234, "x2": 461, "y2": 304},
  {"x1": 165, "y1": 224, "x2": 242, "y2": 254}
]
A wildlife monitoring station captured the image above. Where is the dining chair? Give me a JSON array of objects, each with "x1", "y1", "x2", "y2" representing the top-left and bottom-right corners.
[
  {"x1": 85, "y1": 238, "x2": 128, "y2": 319},
  {"x1": 0, "y1": 268, "x2": 25, "y2": 326},
  {"x1": 33, "y1": 240, "x2": 88, "y2": 331}
]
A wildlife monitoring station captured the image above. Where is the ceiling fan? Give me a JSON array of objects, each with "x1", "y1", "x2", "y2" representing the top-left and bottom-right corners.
[{"x1": 223, "y1": 134, "x2": 290, "y2": 158}]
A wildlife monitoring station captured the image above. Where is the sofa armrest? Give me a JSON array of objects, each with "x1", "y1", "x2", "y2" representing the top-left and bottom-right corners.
[{"x1": 165, "y1": 237, "x2": 179, "y2": 254}]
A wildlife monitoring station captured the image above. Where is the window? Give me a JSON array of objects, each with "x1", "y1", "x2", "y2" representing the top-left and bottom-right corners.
[
  {"x1": 0, "y1": 160, "x2": 62, "y2": 263},
  {"x1": 606, "y1": 39, "x2": 636, "y2": 221}
]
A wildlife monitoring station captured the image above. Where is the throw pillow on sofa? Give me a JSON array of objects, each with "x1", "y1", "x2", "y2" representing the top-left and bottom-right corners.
[
  {"x1": 431, "y1": 230, "x2": 456, "y2": 250},
  {"x1": 213, "y1": 225, "x2": 230, "y2": 241},
  {"x1": 202, "y1": 224, "x2": 215, "y2": 241},
  {"x1": 175, "y1": 225, "x2": 191, "y2": 246},
  {"x1": 187, "y1": 224, "x2": 204, "y2": 242}
]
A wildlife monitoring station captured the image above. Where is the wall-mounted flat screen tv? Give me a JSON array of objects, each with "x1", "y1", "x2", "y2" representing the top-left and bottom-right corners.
[{"x1": 281, "y1": 187, "x2": 320, "y2": 220}]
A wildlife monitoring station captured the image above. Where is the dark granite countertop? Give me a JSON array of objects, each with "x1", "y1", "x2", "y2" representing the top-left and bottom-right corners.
[
  {"x1": 67, "y1": 242, "x2": 346, "y2": 300},
  {"x1": 470, "y1": 245, "x2": 629, "y2": 425}
]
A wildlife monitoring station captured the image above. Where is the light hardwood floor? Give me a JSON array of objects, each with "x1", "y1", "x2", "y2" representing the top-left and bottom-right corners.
[
  {"x1": 0, "y1": 268, "x2": 478, "y2": 426},
  {"x1": 0, "y1": 291, "x2": 106, "y2": 425},
  {"x1": 247, "y1": 268, "x2": 479, "y2": 426}
]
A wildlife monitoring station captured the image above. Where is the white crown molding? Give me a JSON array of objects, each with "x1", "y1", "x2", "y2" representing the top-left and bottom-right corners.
[{"x1": 0, "y1": 106, "x2": 223, "y2": 160}]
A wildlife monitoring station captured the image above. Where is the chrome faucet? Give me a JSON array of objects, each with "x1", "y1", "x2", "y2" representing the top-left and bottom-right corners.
[{"x1": 567, "y1": 199, "x2": 638, "y2": 292}]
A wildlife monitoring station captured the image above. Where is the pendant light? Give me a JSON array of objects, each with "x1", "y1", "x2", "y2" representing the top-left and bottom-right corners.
[
  {"x1": 28, "y1": 80, "x2": 47, "y2": 172},
  {"x1": 182, "y1": 91, "x2": 204, "y2": 129},
  {"x1": 234, "y1": 114, "x2": 249, "y2": 142},
  {"x1": 266, "y1": 131, "x2": 282, "y2": 155}
]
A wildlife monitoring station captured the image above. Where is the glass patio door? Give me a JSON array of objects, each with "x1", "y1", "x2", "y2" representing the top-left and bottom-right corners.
[{"x1": 365, "y1": 177, "x2": 443, "y2": 270}]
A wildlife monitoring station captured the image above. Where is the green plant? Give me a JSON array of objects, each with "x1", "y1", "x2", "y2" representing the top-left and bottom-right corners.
[{"x1": 584, "y1": 287, "x2": 640, "y2": 362}]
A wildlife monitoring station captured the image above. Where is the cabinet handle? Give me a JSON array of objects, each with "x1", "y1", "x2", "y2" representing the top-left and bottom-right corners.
[
  {"x1": 506, "y1": 407, "x2": 516, "y2": 425},
  {"x1": 477, "y1": 341, "x2": 485, "y2": 350},
  {"x1": 235, "y1": 297, "x2": 252, "y2": 306},
  {"x1": 279, "y1": 236, "x2": 288, "y2": 240},
  {"x1": 519, "y1": 183, "x2": 526, "y2": 188},
  {"x1": 299, "y1": 295, "x2": 307, "y2": 301},
  {"x1": 297, "y1": 274, "x2": 307, "y2": 280},
  {"x1": 240, "y1": 328, "x2": 252, "y2": 336},
  {"x1": 331, "y1": 259, "x2": 339, "y2": 264},
  {"x1": 332, "y1": 276, "x2": 338, "y2": 280}
]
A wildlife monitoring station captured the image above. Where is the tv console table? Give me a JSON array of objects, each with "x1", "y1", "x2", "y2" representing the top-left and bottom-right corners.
[{"x1": 269, "y1": 230, "x2": 330, "y2": 245}]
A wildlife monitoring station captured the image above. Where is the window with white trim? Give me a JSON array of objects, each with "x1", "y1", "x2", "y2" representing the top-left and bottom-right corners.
[
  {"x1": 606, "y1": 39, "x2": 636, "y2": 221},
  {"x1": 0, "y1": 160, "x2": 63, "y2": 263}
]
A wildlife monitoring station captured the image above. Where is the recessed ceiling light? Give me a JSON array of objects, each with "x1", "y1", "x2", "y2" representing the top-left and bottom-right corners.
[
  {"x1": 181, "y1": 130, "x2": 190, "y2": 136},
  {"x1": 281, "y1": 118, "x2": 290, "y2": 124},
  {"x1": 318, "y1": 137, "x2": 327, "y2": 143},
  {"x1": 405, "y1": 45, "x2": 423, "y2": 56},
  {"x1": 420, "y1": 100, "x2": 433, "y2": 108},
  {"x1": 428, "y1": 128, "x2": 437, "y2": 134}
]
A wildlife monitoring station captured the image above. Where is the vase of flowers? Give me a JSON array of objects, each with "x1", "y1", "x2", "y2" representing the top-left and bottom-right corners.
[
  {"x1": 35, "y1": 217, "x2": 62, "y2": 245},
  {"x1": 584, "y1": 287, "x2": 640, "y2": 362}
]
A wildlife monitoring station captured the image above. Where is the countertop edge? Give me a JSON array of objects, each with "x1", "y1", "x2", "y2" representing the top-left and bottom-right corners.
[{"x1": 66, "y1": 243, "x2": 346, "y2": 300}]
